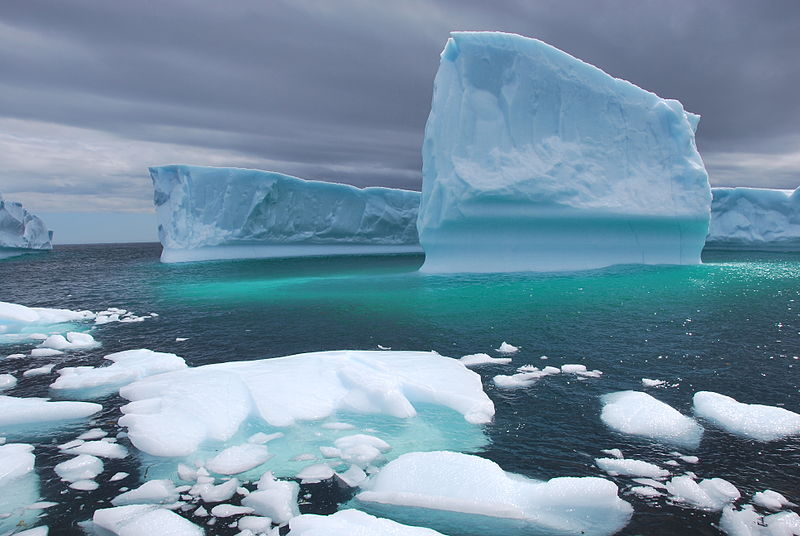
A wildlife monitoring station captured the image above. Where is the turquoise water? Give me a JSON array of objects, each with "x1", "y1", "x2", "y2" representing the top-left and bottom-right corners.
[{"x1": 1, "y1": 244, "x2": 799, "y2": 535}]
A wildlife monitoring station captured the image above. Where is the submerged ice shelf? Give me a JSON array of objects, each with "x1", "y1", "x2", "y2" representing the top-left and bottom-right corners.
[
  {"x1": 418, "y1": 32, "x2": 711, "y2": 273},
  {"x1": 706, "y1": 187, "x2": 800, "y2": 251},
  {"x1": 150, "y1": 165, "x2": 422, "y2": 263},
  {"x1": 0, "y1": 194, "x2": 53, "y2": 260}
]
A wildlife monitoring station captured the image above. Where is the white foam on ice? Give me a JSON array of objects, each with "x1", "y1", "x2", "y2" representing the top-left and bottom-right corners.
[
  {"x1": 692, "y1": 391, "x2": 800, "y2": 441},
  {"x1": 601, "y1": 391, "x2": 703, "y2": 448},
  {"x1": 595, "y1": 458, "x2": 669, "y2": 479},
  {"x1": 418, "y1": 32, "x2": 710, "y2": 273},
  {"x1": 287, "y1": 509, "x2": 448, "y2": 535},
  {"x1": 0, "y1": 395, "x2": 101, "y2": 429},
  {"x1": 356, "y1": 451, "x2": 632, "y2": 536},
  {"x1": 51, "y1": 349, "x2": 187, "y2": 396},
  {"x1": 706, "y1": 187, "x2": 800, "y2": 251},
  {"x1": 150, "y1": 165, "x2": 421, "y2": 263}
]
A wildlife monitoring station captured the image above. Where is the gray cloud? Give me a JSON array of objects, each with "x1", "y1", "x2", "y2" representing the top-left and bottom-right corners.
[{"x1": 0, "y1": 0, "x2": 798, "y2": 215}]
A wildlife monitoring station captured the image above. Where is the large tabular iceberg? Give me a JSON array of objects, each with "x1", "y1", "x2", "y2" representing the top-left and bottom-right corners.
[
  {"x1": 418, "y1": 32, "x2": 711, "y2": 273},
  {"x1": 705, "y1": 187, "x2": 800, "y2": 251},
  {"x1": 150, "y1": 165, "x2": 422, "y2": 263},
  {"x1": 0, "y1": 194, "x2": 53, "y2": 260}
]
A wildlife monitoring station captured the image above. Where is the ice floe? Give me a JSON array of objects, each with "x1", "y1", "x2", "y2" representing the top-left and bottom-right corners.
[
  {"x1": 355, "y1": 451, "x2": 632, "y2": 536},
  {"x1": 61, "y1": 440, "x2": 128, "y2": 459},
  {"x1": 0, "y1": 443, "x2": 41, "y2": 534},
  {"x1": 55, "y1": 454, "x2": 104, "y2": 483},
  {"x1": 0, "y1": 373, "x2": 16, "y2": 390},
  {"x1": 495, "y1": 342, "x2": 519, "y2": 354},
  {"x1": 459, "y1": 353, "x2": 512, "y2": 367},
  {"x1": 206, "y1": 444, "x2": 272, "y2": 475},
  {"x1": 0, "y1": 395, "x2": 101, "y2": 429},
  {"x1": 664, "y1": 475, "x2": 739, "y2": 511},
  {"x1": 720, "y1": 505, "x2": 800, "y2": 536},
  {"x1": 111, "y1": 479, "x2": 179, "y2": 506},
  {"x1": 692, "y1": 391, "x2": 800, "y2": 441},
  {"x1": 601, "y1": 391, "x2": 703, "y2": 448},
  {"x1": 595, "y1": 458, "x2": 669, "y2": 479},
  {"x1": 287, "y1": 509, "x2": 448, "y2": 535},
  {"x1": 91, "y1": 504, "x2": 203, "y2": 535},
  {"x1": 39, "y1": 332, "x2": 99, "y2": 351},
  {"x1": 753, "y1": 490, "x2": 795, "y2": 511},
  {"x1": 241, "y1": 472, "x2": 299, "y2": 525}
]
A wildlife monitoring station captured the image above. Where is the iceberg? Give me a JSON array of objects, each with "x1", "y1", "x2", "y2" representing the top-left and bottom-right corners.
[
  {"x1": 150, "y1": 165, "x2": 422, "y2": 263},
  {"x1": 354, "y1": 451, "x2": 633, "y2": 536},
  {"x1": 705, "y1": 187, "x2": 800, "y2": 251},
  {"x1": 418, "y1": 32, "x2": 711, "y2": 273},
  {"x1": 0, "y1": 194, "x2": 53, "y2": 260}
]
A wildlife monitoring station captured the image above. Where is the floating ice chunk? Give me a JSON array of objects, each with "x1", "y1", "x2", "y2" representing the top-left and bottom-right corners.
[
  {"x1": 753, "y1": 490, "x2": 795, "y2": 511},
  {"x1": 495, "y1": 342, "x2": 519, "y2": 354},
  {"x1": 630, "y1": 486, "x2": 663, "y2": 498},
  {"x1": 248, "y1": 431, "x2": 283, "y2": 444},
  {"x1": 333, "y1": 435, "x2": 391, "y2": 467},
  {"x1": 150, "y1": 165, "x2": 422, "y2": 263},
  {"x1": 706, "y1": 187, "x2": 800, "y2": 251},
  {"x1": 692, "y1": 391, "x2": 800, "y2": 441},
  {"x1": 763, "y1": 511, "x2": 800, "y2": 535},
  {"x1": 631, "y1": 478, "x2": 668, "y2": 490},
  {"x1": 296, "y1": 464, "x2": 335, "y2": 484},
  {"x1": 206, "y1": 444, "x2": 271, "y2": 475},
  {"x1": 39, "y1": 332, "x2": 98, "y2": 351},
  {"x1": 5, "y1": 353, "x2": 26, "y2": 359},
  {"x1": 337, "y1": 465, "x2": 367, "y2": 487},
  {"x1": 0, "y1": 373, "x2": 16, "y2": 390},
  {"x1": 62, "y1": 440, "x2": 127, "y2": 459},
  {"x1": 93, "y1": 504, "x2": 204, "y2": 536},
  {"x1": 321, "y1": 422, "x2": 356, "y2": 431},
  {"x1": 418, "y1": 32, "x2": 710, "y2": 273},
  {"x1": 177, "y1": 464, "x2": 197, "y2": 482},
  {"x1": 459, "y1": 353, "x2": 512, "y2": 366},
  {"x1": 601, "y1": 391, "x2": 703, "y2": 448},
  {"x1": 54, "y1": 454, "x2": 103, "y2": 482},
  {"x1": 595, "y1": 458, "x2": 669, "y2": 479},
  {"x1": 51, "y1": 349, "x2": 187, "y2": 394},
  {"x1": 199, "y1": 478, "x2": 239, "y2": 503},
  {"x1": 642, "y1": 378, "x2": 667, "y2": 387},
  {"x1": 601, "y1": 448, "x2": 623, "y2": 459},
  {"x1": 118, "y1": 350, "x2": 494, "y2": 458},
  {"x1": 492, "y1": 367, "x2": 556, "y2": 389},
  {"x1": 665, "y1": 475, "x2": 739, "y2": 511},
  {"x1": 110, "y1": 472, "x2": 129, "y2": 482},
  {"x1": 210, "y1": 504, "x2": 254, "y2": 518},
  {"x1": 23, "y1": 363, "x2": 56, "y2": 377},
  {"x1": 238, "y1": 516, "x2": 272, "y2": 532},
  {"x1": 0, "y1": 395, "x2": 101, "y2": 428},
  {"x1": 561, "y1": 364, "x2": 603, "y2": 377},
  {"x1": 29, "y1": 349, "x2": 63, "y2": 357},
  {"x1": 69, "y1": 479, "x2": 99, "y2": 491},
  {"x1": 0, "y1": 443, "x2": 35, "y2": 484},
  {"x1": 0, "y1": 301, "x2": 93, "y2": 326},
  {"x1": 241, "y1": 473, "x2": 299, "y2": 525},
  {"x1": 287, "y1": 509, "x2": 448, "y2": 535},
  {"x1": 680, "y1": 455, "x2": 700, "y2": 464},
  {"x1": 112, "y1": 479, "x2": 179, "y2": 506},
  {"x1": 721, "y1": 506, "x2": 800, "y2": 536},
  {"x1": 78, "y1": 428, "x2": 107, "y2": 440},
  {"x1": 356, "y1": 451, "x2": 632, "y2": 536}
]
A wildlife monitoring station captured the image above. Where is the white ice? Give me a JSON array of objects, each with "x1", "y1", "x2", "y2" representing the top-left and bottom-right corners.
[
  {"x1": 287, "y1": 509, "x2": 448, "y2": 535},
  {"x1": 111, "y1": 479, "x2": 179, "y2": 506},
  {"x1": 601, "y1": 391, "x2": 703, "y2": 448},
  {"x1": 206, "y1": 444, "x2": 272, "y2": 475},
  {"x1": 692, "y1": 391, "x2": 800, "y2": 441},
  {"x1": 753, "y1": 490, "x2": 795, "y2": 511},
  {"x1": 720, "y1": 505, "x2": 800, "y2": 536},
  {"x1": 54, "y1": 454, "x2": 104, "y2": 483},
  {"x1": 241, "y1": 472, "x2": 299, "y2": 525},
  {"x1": 356, "y1": 451, "x2": 632, "y2": 536},
  {"x1": 459, "y1": 353, "x2": 512, "y2": 367},
  {"x1": 39, "y1": 332, "x2": 99, "y2": 351},
  {"x1": 150, "y1": 165, "x2": 422, "y2": 263},
  {"x1": 665, "y1": 475, "x2": 739, "y2": 511},
  {"x1": 61, "y1": 440, "x2": 128, "y2": 459},
  {"x1": 92, "y1": 504, "x2": 203, "y2": 536},
  {"x1": 0, "y1": 443, "x2": 41, "y2": 534},
  {"x1": 0, "y1": 373, "x2": 16, "y2": 390},
  {"x1": 418, "y1": 32, "x2": 710, "y2": 273},
  {"x1": 595, "y1": 458, "x2": 669, "y2": 479},
  {"x1": 0, "y1": 395, "x2": 101, "y2": 428},
  {"x1": 0, "y1": 194, "x2": 52, "y2": 258},
  {"x1": 495, "y1": 342, "x2": 519, "y2": 354}
]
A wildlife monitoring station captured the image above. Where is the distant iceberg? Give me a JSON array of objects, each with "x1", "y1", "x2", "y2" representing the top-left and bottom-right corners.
[
  {"x1": 418, "y1": 32, "x2": 711, "y2": 273},
  {"x1": 705, "y1": 187, "x2": 800, "y2": 251},
  {"x1": 150, "y1": 165, "x2": 421, "y2": 263},
  {"x1": 0, "y1": 194, "x2": 53, "y2": 259}
]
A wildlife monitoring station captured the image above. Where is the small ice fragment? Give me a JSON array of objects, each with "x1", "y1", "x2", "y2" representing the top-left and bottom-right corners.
[
  {"x1": 595, "y1": 458, "x2": 669, "y2": 479},
  {"x1": 296, "y1": 464, "x2": 335, "y2": 483},
  {"x1": 15, "y1": 527, "x2": 49, "y2": 536},
  {"x1": 680, "y1": 455, "x2": 699, "y2": 464},
  {"x1": 177, "y1": 464, "x2": 198, "y2": 482},
  {"x1": 561, "y1": 364, "x2": 587, "y2": 374},
  {"x1": 30, "y1": 349, "x2": 63, "y2": 357},
  {"x1": 61, "y1": 440, "x2": 127, "y2": 459},
  {"x1": 631, "y1": 478, "x2": 668, "y2": 490},
  {"x1": 630, "y1": 486, "x2": 663, "y2": 498},
  {"x1": 692, "y1": 391, "x2": 800, "y2": 441},
  {"x1": 26, "y1": 502, "x2": 57, "y2": 509},
  {"x1": 601, "y1": 448, "x2": 623, "y2": 459},
  {"x1": 377, "y1": 345, "x2": 391, "y2": 350},
  {"x1": 54, "y1": 454, "x2": 103, "y2": 482},
  {"x1": 337, "y1": 465, "x2": 367, "y2": 487},
  {"x1": 238, "y1": 516, "x2": 272, "y2": 532},
  {"x1": 495, "y1": 342, "x2": 519, "y2": 354},
  {"x1": 112, "y1": 479, "x2": 179, "y2": 506},
  {"x1": 0, "y1": 374, "x2": 17, "y2": 390},
  {"x1": 242, "y1": 473, "x2": 299, "y2": 525},
  {"x1": 176, "y1": 338, "x2": 189, "y2": 342},
  {"x1": 665, "y1": 460, "x2": 680, "y2": 467},
  {"x1": 247, "y1": 432, "x2": 283, "y2": 444},
  {"x1": 0, "y1": 395, "x2": 101, "y2": 427},
  {"x1": 58, "y1": 439, "x2": 84, "y2": 450},
  {"x1": 665, "y1": 475, "x2": 739, "y2": 511},
  {"x1": 109, "y1": 472, "x2": 129, "y2": 482},
  {"x1": 69, "y1": 479, "x2": 99, "y2": 491},
  {"x1": 39, "y1": 332, "x2": 98, "y2": 351},
  {"x1": 291, "y1": 453, "x2": 316, "y2": 462},
  {"x1": 642, "y1": 378, "x2": 666, "y2": 387},
  {"x1": 206, "y1": 444, "x2": 271, "y2": 475},
  {"x1": 194, "y1": 506, "x2": 208, "y2": 517},
  {"x1": 334, "y1": 434, "x2": 391, "y2": 467},
  {"x1": 200, "y1": 478, "x2": 239, "y2": 503},
  {"x1": 210, "y1": 504, "x2": 254, "y2": 518},
  {"x1": 319, "y1": 446, "x2": 341, "y2": 459},
  {"x1": 459, "y1": 353, "x2": 512, "y2": 367},
  {"x1": 320, "y1": 422, "x2": 355, "y2": 431},
  {"x1": 5, "y1": 354, "x2": 26, "y2": 359},
  {"x1": 78, "y1": 428, "x2": 107, "y2": 440},
  {"x1": 752, "y1": 489, "x2": 795, "y2": 511},
  {"x1": 23, "y1": 364, "x2": 55, "y2": 377}
]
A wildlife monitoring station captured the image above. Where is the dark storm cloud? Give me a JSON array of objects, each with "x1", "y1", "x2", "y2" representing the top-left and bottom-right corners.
[{"x1": 0, "y1": 0, "x2": 798, "y2": 212}]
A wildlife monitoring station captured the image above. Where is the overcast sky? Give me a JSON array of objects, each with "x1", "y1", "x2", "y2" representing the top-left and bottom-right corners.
[{"x1": 0, "y1": 0, "x2": 798, "y2": 242}]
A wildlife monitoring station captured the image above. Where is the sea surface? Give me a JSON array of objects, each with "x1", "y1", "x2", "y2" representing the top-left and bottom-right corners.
[{"x1": 1, "y1": 243, "x2": 799, "y2": 535}]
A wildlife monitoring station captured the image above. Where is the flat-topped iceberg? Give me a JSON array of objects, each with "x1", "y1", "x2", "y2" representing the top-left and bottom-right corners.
[
  {"x1": 418, "y1": 32, "x2": 711, "y2": 273},
  {"x1": 0, "y1": 194, "x2": 53, "y2": 260},
  {"x1": 150, "y1": 165, "x2": 422, "y2": 263},
  {"x1": 354, "y1": 451, "x2": 633, "y2": 536},
  {"x1": 705, "y1": 187, "x2": 800, "y2": 251}
]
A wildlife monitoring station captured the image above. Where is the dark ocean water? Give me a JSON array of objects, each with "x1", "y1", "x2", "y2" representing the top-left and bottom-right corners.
[{"x1": 1, "y1": 243, "x2": 799, "y2": 535}]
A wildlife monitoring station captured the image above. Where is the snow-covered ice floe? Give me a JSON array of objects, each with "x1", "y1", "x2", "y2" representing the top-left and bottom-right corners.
[
  {"x1": 0, "y1": 395, "x2": 101, "y2": 431},
  {"x1": 117, "y1": 350, "x2": 494, "y2": 478},
  {"x1": 0, "y1": 193, "x2": 52, "y2": 260},
  {"x1": 0, "y1": 443, "x2": 43, "y2": 534},
  {"x1": 706, "y1": 187, "x2": 800, "y2": 251},
  {"x1": 663, "y1": 475, "x2": 739, "y2": 511},
  {"x1": 150, "y1": 164, "x2": 422, "y2": 263},
  {"x1": 720, "y1": 505, "x2": 800, "y2": 536},
  {"x1": 601, "y1": 391, "x2": 703, "y2": 449},
  {"x1": 692, "y1": 391, "x2": 800, "y2": 441},
  {"x1": 51, "y1": 349, "x2": 187, "y2": 398},
  {"x1": 287, "y1": 509, "x2": 448, "y2": 535},
  {"x1": 354, "y1": 451, "x2": 632, "y2": 536},
  {"x1": 417, "y1": 31, "x2": 710, "y2": 273}
]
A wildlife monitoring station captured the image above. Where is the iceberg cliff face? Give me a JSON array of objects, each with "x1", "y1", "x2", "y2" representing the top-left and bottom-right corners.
[
  {"x1": 150, "y1": 165, "x2": 421, "y2": 263},
  {"x1": 0, "y1": 194, "x2": 53, "y2": 259},
  {"x1": 705, "y1": 187, "x2": 800, "y2": 251},
  {"x1": 418, "y1": 32, "x2": 711, "y2": 273}
]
